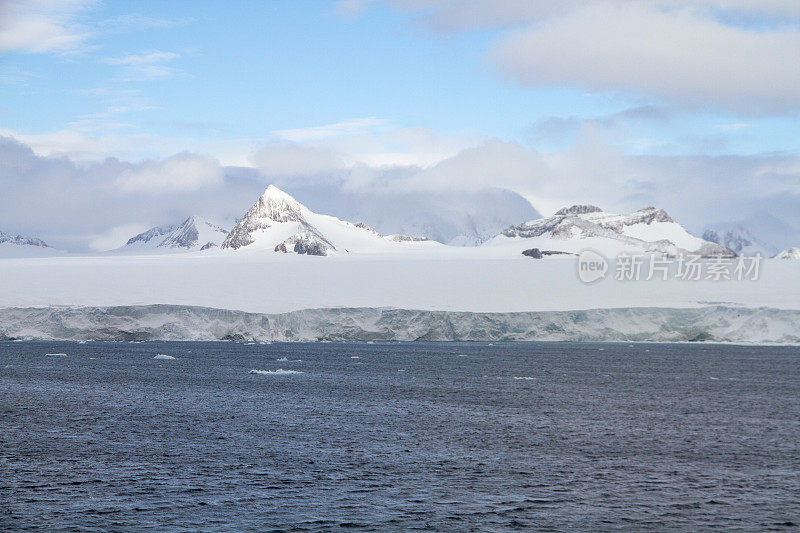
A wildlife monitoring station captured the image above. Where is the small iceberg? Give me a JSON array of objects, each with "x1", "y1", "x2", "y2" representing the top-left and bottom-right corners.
[
  {"x1": 154, "y1": 354, "x2": 176, "y2": 360},
  {"x1": 249, "y1": 369, "x2": 304, "y2": 375},
  {"x1": 45, "y1": 353, "x2": 67, "y2": 357},
  {"x1": 513, "y1": 376, "x2": 536, "y2": 380}
]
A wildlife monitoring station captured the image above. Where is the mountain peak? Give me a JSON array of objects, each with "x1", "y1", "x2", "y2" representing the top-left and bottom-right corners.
[
  {"x1": 121, "y1": 216, "x2": 228, "y2": 252},
  {"x1": 222, "y1": 185, "x2": 307, "y2": 250},
  {"x1": 253, "y1": 185, "x2": 304, "y2": 223}
]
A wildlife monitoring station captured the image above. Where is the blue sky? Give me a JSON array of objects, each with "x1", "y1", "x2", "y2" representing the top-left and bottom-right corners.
[
  {"x1": 2, "y1": 0, "x2": 798, "y2": 161},
  {"x1": 1, "y1": 0, "x2": 799, "y2": 250}
]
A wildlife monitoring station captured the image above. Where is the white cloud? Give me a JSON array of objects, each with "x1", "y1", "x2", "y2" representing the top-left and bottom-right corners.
[
  {"x1": 87, "y1": 223, "x2": 149, "y2": 251},
  {"x1": 333, "y1": 0, "x2": 375, "y2": 19},
  {"x1": 254, "y1": 142, "x2": 344, "y2": 177},
  {"x1": 488, "y1": 3, "x2": 800, "y2": 113},
  {"x1": 116, "y1": 152, "x2": 224, "y2": 193},
  {"x1": 0, "y1": 0, "x2": 95, "y2": 54},
  {"x1": 102, "y1": 50, "x2": 181, "y2": 80},
  {"x1": 359, "y1": 0, "x2": 800, "y2": 113},
  {"x1": 103, "y1": 51, "x2": 180, "y2": 66},
  {"x1": 273, "y1": 118, "x2": 388, "y2": 142},
  {"x1": 377, "y1": 1, "x2": 800, "y2": 31}
]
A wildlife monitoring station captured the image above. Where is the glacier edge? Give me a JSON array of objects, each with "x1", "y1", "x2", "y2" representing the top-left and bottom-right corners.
[{"x1": 1, "y1": 305, "x2": 798, "y2": 344}]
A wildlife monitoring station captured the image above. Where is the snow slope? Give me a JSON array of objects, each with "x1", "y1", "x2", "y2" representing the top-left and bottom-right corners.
[
  {"x1": 484, "y1": 205, "x2": 734, "y2": 257},
  {"x1": 0, "y1": 251, "x2": 798, "y2": 314},
  {"x1": 221, "y1": 185, "x2": 441, "y2": 255},
  {"x1": 116, "y1": 216, "x2": 228, "y2": 253}
]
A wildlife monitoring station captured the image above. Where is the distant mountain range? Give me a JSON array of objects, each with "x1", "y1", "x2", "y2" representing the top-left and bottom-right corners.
[{"x1": 3, "y1": 185, "x2": 799, "y2": 260}]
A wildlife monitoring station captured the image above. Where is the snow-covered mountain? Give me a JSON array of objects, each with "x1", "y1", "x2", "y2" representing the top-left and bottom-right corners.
[
  {"x1": 272, "y1": 183, "x2": 540, "y2": 246},
  {"x1": 484, "y1": 205, "x2": 735, "y2": 257},
  {"x1": 774, "y1": 247, "x2": 800, "y2": 259},
  {"x1": 0, "y1": 231, "x2": 60, "y2": 258},
  {"x1": 221, "y1": 185, "x2": 440, "y2": 255},
  {"x1": 702, "y1": 224, "x2": 777, "y2": 257},
  {"x1": 119, "y1": 216, "x2": 229, "y2": 253}
]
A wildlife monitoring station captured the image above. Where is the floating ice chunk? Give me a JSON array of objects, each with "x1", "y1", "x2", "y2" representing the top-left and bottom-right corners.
[
  {"x1": 709, "y1": 376, "x2": 719, "y2": 380},
  {"x1": 249, "y1": 369, "x2": 303, "y2": 375},
  {"x1": 154, "y1": 354, "x2": 176, "y2": 360},
  {"x1": 350, "y1": 356, "x2": 360, "y2": 359},
  {"x1": 276, "y1": 357, "x2": 302, "y2": 362},
  {"x1": 514, "y1": 376, "x2": 536, "y2": 380},
  {"x1": 45, "y1": 353, "x2": 67, "y2": 357}
]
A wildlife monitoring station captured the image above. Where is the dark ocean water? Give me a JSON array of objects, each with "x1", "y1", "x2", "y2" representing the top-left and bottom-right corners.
[{"x1": 1, "y1": 341, "x2": 799, "y2": 532}]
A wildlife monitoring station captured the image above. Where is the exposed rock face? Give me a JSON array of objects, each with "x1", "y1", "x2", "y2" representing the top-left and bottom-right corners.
[
  {"x1": 694, "y1": 241, "x2": 738, "y2": 258},
  {"x1": 200, "y1": 242, "x2": 217, "y2": 251},
  {"x1": 386, "y1": 234, "x2": 430, "y2": 243},
  {"x1": 0, "y1": 231, "x2": 49, "y2": 248},
  {"x1": 274, "y1": 232, "x2": 333, "y2": 256},
  {"x1": 554, "y1": 205, "x2": 603, "y2": 216},
  {"x1": 522, "y1": 248, "x2": 543, "y2": 259}
]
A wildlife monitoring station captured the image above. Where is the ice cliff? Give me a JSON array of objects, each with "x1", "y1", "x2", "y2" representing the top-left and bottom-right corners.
[{"x1": 1, "y1": 305, "x2": 798, "y2": 344}]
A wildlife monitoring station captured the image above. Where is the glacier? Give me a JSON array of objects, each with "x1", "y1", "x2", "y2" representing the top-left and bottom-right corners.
[{"x1": 1, "y1": 304, "x2": 798, "y2": 344}]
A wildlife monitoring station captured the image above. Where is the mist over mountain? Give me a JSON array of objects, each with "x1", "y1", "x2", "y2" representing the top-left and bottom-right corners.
[{"x1": 274, "y1": 182, "x2": 540, "y2": 246}]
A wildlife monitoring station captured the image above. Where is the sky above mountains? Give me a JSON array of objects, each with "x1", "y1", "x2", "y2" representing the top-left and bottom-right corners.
[{"x1": 1, "y1": 0, "x2": 799, "y2": 251}]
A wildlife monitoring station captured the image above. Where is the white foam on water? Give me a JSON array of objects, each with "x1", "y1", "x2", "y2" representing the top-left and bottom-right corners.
[
  {"x1": 709, "y1": 376, "x2": 719, "y2": 380},
  {"x1": 249, "y1": 369, "x2": 304, "y2": 375},
  {"x1": 514, "y1": 376, "x2": 536, "y2": 380},
  {"x1": 45, "y1": 353, "x2": 67, "y2": 357},
  {"x1": 276, "y1": 357, "x2": 302, "y2": 362},
  {"x1": 154, "y1": 354, "x2": 176, "y2": 360},
  {"x1": 457, "y1": 354, "x2": 468, "y2": 357},
  {"x1": 350, "y1": 356, "x2": 360, "y2": 359}
]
